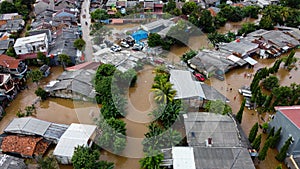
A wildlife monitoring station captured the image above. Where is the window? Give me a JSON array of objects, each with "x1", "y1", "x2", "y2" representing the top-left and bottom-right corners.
[{"x1": 19, "y1": 50, "x2": 21, "y2": 53}]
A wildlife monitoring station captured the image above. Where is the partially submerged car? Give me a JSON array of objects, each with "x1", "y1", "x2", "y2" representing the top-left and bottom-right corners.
[
  {"x1": 132, "y1": 43, "x2": 143, "y2": 51},
  {"x1": 110, "y1": 45, "x2": 122, "y2": 52},
  {"x1": 193, "y1": 72, "x2": 205, "y2": 82},
  {"x1": 120, "y1": 41, "x2": 130, "y2": 48}
]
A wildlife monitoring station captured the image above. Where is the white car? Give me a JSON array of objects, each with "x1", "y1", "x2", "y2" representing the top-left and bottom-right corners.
[
  {"x1": 120, "y1": 41, "x2": 130, "y2": 48},
  {"x1": 110, "y1": 45, "x2": 122, "y2": 52}
]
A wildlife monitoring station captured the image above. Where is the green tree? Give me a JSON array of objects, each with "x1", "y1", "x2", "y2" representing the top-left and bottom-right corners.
[
  {"x1": 139, "y1": 150, "x2": 164, "y2": 169},
  {"x1": 0, "y1": 1, "x2": 17, "y2": 14},
  {"x1": 73, "y1": 38, "x2": 86, "y2": 51},
  {"x1": 181, "y1": 2, "x2": 197, "y2": 15},
  {"x1": 148, "y1": 33, "x2": 162, "y2": 47},
  {"x1": 163, "y1": 0, "x2": 176, "y2": 13},
  {"x1": 6, "y1": 47, "x2": 16, "y2": 58},
  {"x1": 259, "y1": 15, "x2": 274, "y2": 30},
  {"x1": 181, "y1": 50, "x2": 197, "y2": 63},
  {"x1": 204, "y1": 100, "x2": 232, "y2": 115},
  {"x1": 262, "y1": 76, "x2": 279, "y2": 91},
  {"x1": 284, "y1": 50, "x2": 296, "y2": 68},
  {"x1": 37, "y1": 155, "x2": 58, "y2": 169},
  {"x1": 242, "y1": 5, "x2": 260, "y2": 19},
  {"x1": 58, "y1": 54, "x2": 71, "y2": 68},
  {"x1": 199, "y1": 10, "x2": 215, "y2": 33},
  {"x1": 91, "y1": 9, "x2": 109, "y2": 21},
  {"x1": 276, "y1": 137, "x2": 293, "y2": 161},
  {"x1": 275, "y1": 164, "x2": 282, "y2": 169},
  {"x1": 267, "y1": 126, "x2": 275, "y2": 139},
  {"x1": 270, "y1": 127, "x2": 282, "y2": 148},
  {"x1": 248, "y1": 122, "x2": 259, "y2": 143},
  {"x1": 37, "y1": 52, "x2": 50, "y2": 65},
  {"x1": 237, "y1": 22, "x2": 257, "y2": 36},
  {"x1": 27, "y1": 69, "x2": 43, "y2": 85},
  {"x1": 35, "y1": 87, "x2": 48, "y2": 100},
  {"x1": 251, "y1": 134, "x2": 262, "y2": 151},
  {"x1": 236, "y1": 99, "x2": 246, "y2": 123},
  {"x1": 258, "y1": 136, "x2": 272, "y2": 161},
  {"x1": 151, "y1": 77, "x2": 176, "y2": 104},
  {"x1": 72, "y1": 145, "x2": 114, "y2": 169}
]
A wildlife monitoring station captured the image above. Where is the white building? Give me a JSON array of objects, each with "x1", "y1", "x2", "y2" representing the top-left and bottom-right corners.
[
  {"x1": 53, "y1": 123, "x2": 97, "y2": 164},
  {"x1": 172, "y1": 147, "x2": 196, "y2": 169},
  {"x1": 13, "y1": 33, "x2": 48, "y2": 59}
]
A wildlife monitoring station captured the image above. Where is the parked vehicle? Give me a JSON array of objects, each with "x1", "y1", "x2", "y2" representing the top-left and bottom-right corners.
[
  {"x1": 193, "y1": 72, "x2": 205, "y2": 82},
  {"x1": 111, "y1": 45, "x2": 122, "y2": 52},
  {"x1": 132, "y1": 43, "x2": 143, "y2": 51},
  {"x1": 125, "y1": 37, "x2": 135, "y2": 46},
  {"x1": 120, "y1": 41, "x2": 130, "y2": 48}
]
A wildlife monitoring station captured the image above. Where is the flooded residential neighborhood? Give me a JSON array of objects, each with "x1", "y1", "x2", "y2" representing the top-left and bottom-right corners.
[{"x1": 0, "y1": 0, "x2": 300, "y2": 168}]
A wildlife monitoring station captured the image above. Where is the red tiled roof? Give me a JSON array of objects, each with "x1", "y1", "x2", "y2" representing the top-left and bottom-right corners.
[
  {"x1": 1, "y1": 135, "x2": 50, "y2": 157},
  {"x1": 208, "y1": 8, "x2": 217, "y2": 17},
  {"x1": 18, "y1": 53, "x2": 38, "y2": 59},
  {"x1": 275, "y1": 106, "x2": 300, "y2": 128},
  {"x1": 0, "y1": 54, "x2": 21, "y2": 69},
  {"x1": 111, "y1": 19, "x2": 124, "y2": 24},
  {"x1": 66, "y1": 61, "x2": 101, "y2": 71}
]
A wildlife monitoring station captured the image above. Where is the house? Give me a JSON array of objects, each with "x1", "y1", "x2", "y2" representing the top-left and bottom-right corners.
[
  {"x1": 34, "y1": 0, "x2": 54, "y2": 16},
  {"x1": 54, "y1": 0, "x2": 78, "y2": 11},
  {"x1": 44, "y1": 69, "x2": 96, "y2": 101},
  {"x1": 28, "y1": 29, "x2": 52, "y2": 43},
  {"x1": 188, "y1": 49, "x2": 236, "y2": 76},
  {"x1": 0, "y1": 54, "x2": 28, "y2": 76},
  {"x1": 169, "y1": 70, "x2": 228, "y2": 107},
  {"x1": 13, "y1": 33, "x2": 48, "y2": 59},
  {"x1": 53, "y1": 8, "x2": 76, "y2": 19},
  {"x1": 0, "y1": 95, "x2": 9, "y2": 109},
  {"x1": 4, "y1": 117, "x2": 69, "y2": 144},
  {"x1": 0, "y1": 154, "x2": 27, "y2": 169},
  {"x1": 268, "y1": 106, "x2": 300, "y2": 157},
  {"x1": 1, "y1": 135, "x2": 50, "y2": 158},
  {"x1": 219, "y1": 37, "x2": 259, "y2": 58},
  {"x1": 141, "y1": 19, "x2": 174, "y2": 33},
  {"x1": 154, "y1": 3, "x2": 163, "y2": 13},
  {"x1": 49, "y1": 28, "x2": 81, "y2": 64},
  {"x1": 183, "y1": 112, "x2": 255, "y2": 169},
  {"x1": 0, "y1": 39, "x2": 14, "y2": 54},
  {"x1": 0, "y1": 19, "x2": 25, "y2": 33},
  {"x1": 0, "y1": 13, "x2": 20, "y2": 21},
  {"x1": 0, "y1": 74, "x2": 17, "y2": 97},
  {"x1": 65, "y1": 61, "x2": 101, "y2": 71},
  {"x1": 53, "y1": 123, "x2": 97, "y2": 164}
]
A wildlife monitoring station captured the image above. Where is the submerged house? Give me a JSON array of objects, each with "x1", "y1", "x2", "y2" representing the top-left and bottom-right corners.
[
  {"x1": 4, "y1": 117, "x2": 69, "y2": 144},
  {"x1": 0, "y1": 73, "x2": 17, "y2": 97},
  {"x1": 53, "y1": 123, "x2": 97, "y2": 164},
  {"x1": 0, "y1": 153, "x2": 27, "y2": 169},
  {"x1": 141, "y1": 19, "x2": 174, "y2": 33},
  {"x1": 45, "y1": 69, "x2": 96, "y2": 101},
  {"x1": 182, "y1": 112, "x2": 255, "y2": 169},
  {"x1": 1, "y1": 135, "x2": 50, "y2": 158},
  {"x1": 0, "y1": 54, "x2": 28, "y2": 76},
  {"x1": 169, "y1": 70, "x2": 228, "y2": 108}
]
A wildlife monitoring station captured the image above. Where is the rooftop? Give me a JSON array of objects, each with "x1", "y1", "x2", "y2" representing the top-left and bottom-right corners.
[
  {"x1": 14, "y1": 33, "x2": 47, "y2": 47},
  {"x1": 53, "y1": 123, "x2": 97, "y2": 157},
  {"x1": 169, "y1": 70, "x2": 205, "y2": 99},
  {"x1": 65, "y1": 62, "x2": 101, "y2": 71},
  {"x1": 4, "y1": 117, "x2": 69, "y2": 143},
  {"x1": 184, "y1": 112, "x2": 241, "y2": 147},
  {"x1": 193, "y1": 147, "x2": 255, "y2": 169},
  {"x1": 0, "y1": 154, "x2": 26, "y2": 169},
  {"x1": 275, "y1": 106, "x2": 300, "y2": 129},
  {"x1": 1, "y1": 135, "x2": 50, "y2": 157},
  {"x1": 172, "y1": 147, "x2": 196, "y2": 169},
  {"x1": 0, "y1": 54, "x2": 21, "y2": 69}
]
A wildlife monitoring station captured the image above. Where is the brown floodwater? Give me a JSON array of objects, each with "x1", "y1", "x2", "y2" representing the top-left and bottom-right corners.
[{"x1": 1, "y1": 19, "x2": 298, "y2": 169}]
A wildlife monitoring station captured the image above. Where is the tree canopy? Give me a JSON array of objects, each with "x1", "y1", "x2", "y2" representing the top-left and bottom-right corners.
[
  {"x1": 71, "y1": 146, "x2": 114, "y2": 169},
  {"x1": 204, "y1": 100, "x2": 232, "y2": 115},
  {"x1": 91, "y1": 9, "x2": 109, "y2": 21},
  {"x1": 73, "y1": 38, "x2": 86, "y2": 51}
]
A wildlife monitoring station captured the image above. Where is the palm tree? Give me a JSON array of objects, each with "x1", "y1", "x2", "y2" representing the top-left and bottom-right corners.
[
  {"x1": 139, "y1": 150, "x2": 164, "y2": 169},
  {"x1": 151, "y1": 79, "x2": 176, "y2": 104},
  {"x1": 162, "y1": 128, "x2": 182, "y2": 148}
]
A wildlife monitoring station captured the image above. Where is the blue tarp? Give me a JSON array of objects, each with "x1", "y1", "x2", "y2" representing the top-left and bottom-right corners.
[{"x1": 132, "y1": 30, "x2": 148, "y2": 42}]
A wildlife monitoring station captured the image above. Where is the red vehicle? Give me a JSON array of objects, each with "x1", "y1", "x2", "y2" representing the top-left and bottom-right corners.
[{"x1": 194, "y1": 73, "x2": 205, "y2": 82}]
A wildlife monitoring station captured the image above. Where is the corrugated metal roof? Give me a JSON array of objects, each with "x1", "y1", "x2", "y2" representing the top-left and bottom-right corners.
[
  {"x1": 170, "y1": 70, "x2": 206, "y2": 99},
  {"x1": 172, "y1": 147, "x2": 196, "y2": 169},
  {"x1": 53, "y1": 123, "x2": 96, "y2": 157}
]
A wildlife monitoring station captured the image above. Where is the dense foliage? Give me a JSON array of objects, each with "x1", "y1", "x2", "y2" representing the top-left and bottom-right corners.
[
  {"x1": 248, "y1": 122, "x2": 259, "y2": 143},
  {"x1": 27, "y1": 69, "x2": 43, "y2": 85},
  {"x1": 181, "y1": 50, "x2": 198, "y2": 63},
  {"x1": 73, "y1": 39, "x2": 86, "y2": 51},
  {"x1": 91, "y1": 9, "x2": 109, "y2": 21},
  {"x1": 262, "y1": 76, "x2": 279, "y2": 91},
  {"x1": 72, "y1": 146, "x2": 114, "y2": 169},
  {"x1": 276, "y1": 137, "x2": 293, "y2": 161},
  {"x1": 251, "y1": 134, "x2": 262, "y2": 151},
  {"x1": 35, "y1": 87, "x2": 48, "y2": 100},
  {"x1": 236, "y1": 99, "x2": 246, "y2": 123},
  {"x1": 258, "y1": 136, "x2": 272, "y2": 161},
  {"x1": 270, "y1": 127, "x2": 282, "y2": 148},
  {"x1": 204, "y1": 100, "x2": 232, "y2": 115}
]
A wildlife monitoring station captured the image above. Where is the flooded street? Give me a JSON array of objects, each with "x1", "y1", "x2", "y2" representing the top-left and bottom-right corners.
[{"x1": 0, "y1": 17, "x2": 298, "y2": 169}]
